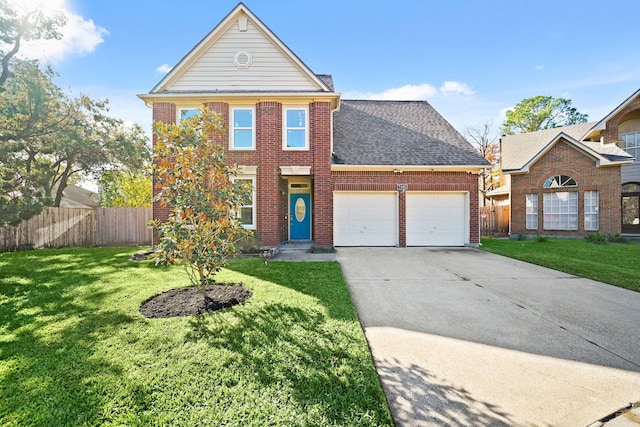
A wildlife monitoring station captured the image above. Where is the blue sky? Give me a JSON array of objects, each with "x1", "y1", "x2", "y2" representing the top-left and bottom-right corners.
[{"x1": 13, "y1": 0, "x2": 640, "y2": 138}]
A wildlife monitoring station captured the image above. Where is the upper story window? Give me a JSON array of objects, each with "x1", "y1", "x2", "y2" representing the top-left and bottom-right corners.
[
  {"x1": 231, "y1": 107, "x2": 255, "y2": 150},
  {"x1": 543, "y1": 175, "x2": 577, "y2": 188},
  {"x1": 283, "y1": 107, "x2": 308, "y2": 150},
  {"x1": 178, "y1": 108, "x2": 199, "y2": 123},
  {"x1": 619, "y1": 132, "x2": 640, "y2": 161}
]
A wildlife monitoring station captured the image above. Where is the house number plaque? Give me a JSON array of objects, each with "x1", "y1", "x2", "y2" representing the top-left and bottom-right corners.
[{"x1": 295, "y1": 198, "x2": 306, "y2": 222}]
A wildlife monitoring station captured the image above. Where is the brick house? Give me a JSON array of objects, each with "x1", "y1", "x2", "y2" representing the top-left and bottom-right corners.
[
  {"x1": 139, "y1": 3, "x2": 489, "y2": 247},
  {"x1": 501, "y1": 92, "x2": 639, "y2": 237}
]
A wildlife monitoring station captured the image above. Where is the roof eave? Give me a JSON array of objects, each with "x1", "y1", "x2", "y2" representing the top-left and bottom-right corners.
[
  {"x1": 138, "y1": 91, "x2": 341, "y2": 110},
  {"x1": 331, "y1": 164, "x2": 487, "y2": 173},
  {"x1": 592, "y1": 87, "x2": 640, "y2": 131}
]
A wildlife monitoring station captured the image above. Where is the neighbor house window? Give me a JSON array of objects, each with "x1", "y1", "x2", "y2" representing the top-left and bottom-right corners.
[
  {"x1": 543, "y1": 175, "x2": 577, "y2": 188},
  {"x1": 543, "y1": 192, "x2": 578, "y2": 230},
  {"x1": 231, "y1": 176, "x2": 255, "y2": 229},
  {"x1": 231, "y1": 108, "x2": 255, "y2": 150},
  {"x1": 584, "y1": 191, "x2": 599, "y2": 231},
  {"x1": 619, "y1": 132, "x2": 640, "y2": 161},
  {"x1": 526, "y1": 194, "x2": 538, "y2": 230},
  {"x1": 283, "y1": 107, "x2": 308, "y2": 150},
  {"x1": 178, "y1": 108, "x2": 199, "y2": 123}
]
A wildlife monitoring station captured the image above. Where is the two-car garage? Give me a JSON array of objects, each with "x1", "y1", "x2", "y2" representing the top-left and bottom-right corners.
[{"x1": 333, "y1": 191, "x2": 468, "y2": 247}]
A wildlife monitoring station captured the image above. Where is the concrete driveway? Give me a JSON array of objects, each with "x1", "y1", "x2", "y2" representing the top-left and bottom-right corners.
[{"x1": 337, "y1": 247, "x2": 640, "y2": 427}]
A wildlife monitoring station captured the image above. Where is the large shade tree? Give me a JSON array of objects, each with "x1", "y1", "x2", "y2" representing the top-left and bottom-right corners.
[
  {"x1": 501, "y1": 95, "x2": 588, "y2": 135},
  {"x1": 0, "y1": 58, "x2": 149, "y2": 226},
  {"x1": 0, "y1": 0, "x2": 65, "y2": 88}
]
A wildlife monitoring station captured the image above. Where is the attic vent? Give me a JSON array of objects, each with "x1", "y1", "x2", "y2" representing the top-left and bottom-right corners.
[
  {"x1": 233, "y1": 51, "x2": 252, "y2": 69},
  {"x1": 238, "y1": 16, "x2": 248, "y2": 31}
]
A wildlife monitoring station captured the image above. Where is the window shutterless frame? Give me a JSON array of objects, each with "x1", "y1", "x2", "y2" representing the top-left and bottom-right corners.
[
  {"x1": 230, "y1": 176, "x2": 256, "y2": 229},
  {"x1": 177, "y1": 107, "x2": 200, "y2": 123},
  {"x1": 230, "y1": 107, "x2": 255, "y2": 150},
  {"x1": 283, "y1": 107, "x2": 308, "y2": 150}
]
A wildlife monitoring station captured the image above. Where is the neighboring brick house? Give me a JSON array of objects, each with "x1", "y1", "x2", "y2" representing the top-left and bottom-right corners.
[
  {"x1": 501, "y1": 113, "x2": 635, "y2": 237},
  {"x1": 139, "y1": 3, "x2": 489, "y2": 247}
]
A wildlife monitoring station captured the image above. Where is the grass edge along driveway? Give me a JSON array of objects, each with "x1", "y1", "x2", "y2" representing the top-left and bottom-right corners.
[
  {"x1": 0, "y1": 247, "x2": 393, "y2": 427},
  {"x1": 481, "y1": 237, "x2": 640, "y2": 292}
]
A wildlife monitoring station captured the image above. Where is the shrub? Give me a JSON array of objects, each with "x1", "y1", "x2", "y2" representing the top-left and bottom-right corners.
[
  {"x1": 607, "y1": 234, "x2": 629, "y2": 244},
  {"x1": 584, "y1": 232, "x2": 608, "y2": 245},
  {"x1": 535, "y1": 234, "x2": 549, "y2": 243}
]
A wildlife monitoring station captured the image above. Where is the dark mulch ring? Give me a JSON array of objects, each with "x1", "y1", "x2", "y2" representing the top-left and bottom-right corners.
[{"x1": 140, "y1": 284, "x2": 252, "y2": 318}]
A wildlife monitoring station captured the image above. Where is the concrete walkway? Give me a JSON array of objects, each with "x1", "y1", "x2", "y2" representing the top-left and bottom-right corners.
[{"x1": 337, "y1": 247, "x2": 640, "y2": 427}]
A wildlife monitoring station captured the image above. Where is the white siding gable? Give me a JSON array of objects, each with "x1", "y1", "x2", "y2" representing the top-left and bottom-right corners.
[{"x1": 156, "y1": 9, "x2": 325, "y2": 93}]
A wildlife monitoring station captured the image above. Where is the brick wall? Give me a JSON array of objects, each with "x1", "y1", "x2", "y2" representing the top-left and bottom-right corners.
[
  {"x1": 332, "y1": 170, "x2": 481, "y2": 245},
  {"x1": 151, "y1": 102, "x2": 176, "y2": 226},
  {"x1": 510, "y1": 139, "x2": 622, "y2": 236},
  {"x1": 150, "y1": 101, "x2": 481, "y2": 247},
  {"x1": 601, "y1": 94, "x2": 640, "y2": 144},
  {"x1": 310, "y1": 102, "x2": 333, "y2": 245}
]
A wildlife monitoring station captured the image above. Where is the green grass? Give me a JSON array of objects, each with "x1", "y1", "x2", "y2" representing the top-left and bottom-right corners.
[
  {"x1": 481, "y1": 237, "x2": 640, "y2": 292},
  {"x1": 0, "y1": 247, "x2": 392, "y2": 426}
]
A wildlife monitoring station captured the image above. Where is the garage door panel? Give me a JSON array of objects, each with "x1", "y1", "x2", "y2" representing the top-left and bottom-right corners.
[
  {"x1": 406, "y1": 192, "x2": 467, "y2": 246},
  {"x1": 334, "y1": 192, "x2": 397, "y2": 246}
]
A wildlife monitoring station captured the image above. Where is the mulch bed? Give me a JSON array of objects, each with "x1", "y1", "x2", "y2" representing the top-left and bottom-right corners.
[{"x1": 140, "y1": 284, "x2": 252, "y2": 318}]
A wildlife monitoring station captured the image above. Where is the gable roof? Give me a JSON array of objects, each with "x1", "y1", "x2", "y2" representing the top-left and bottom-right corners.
[
  {"x1": 501, "y1": 122, "x2": 633, "y2": 173},
  {"x1": 147, "y1": 3, "x2": 332, "y2": 95},
  {"x1": 589, "y1": 87, "x2": 640, "y2": 135},
  {"x1": 332, "y1": 100, "x2": 490, "y2": 169}
]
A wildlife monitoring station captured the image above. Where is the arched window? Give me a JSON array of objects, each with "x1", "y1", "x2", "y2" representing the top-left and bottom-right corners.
[
  {"x1": 542, "y1": 175, "x2": 578, "y2": 230},
  {"x1": 543, "y1": 175, "x2": 577, "y2": 188},
  {"x1": 622, "y1": 182, "x2": 640, "y2": 193}
]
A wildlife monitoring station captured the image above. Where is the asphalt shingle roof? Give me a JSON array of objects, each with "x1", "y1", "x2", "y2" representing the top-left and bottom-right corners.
[
  {"x1": 501, "y1": 122, "x2": 632, "y2": 171},
  {"x1": 332, "y1": 100, "x2": 489, "y2": 166}
]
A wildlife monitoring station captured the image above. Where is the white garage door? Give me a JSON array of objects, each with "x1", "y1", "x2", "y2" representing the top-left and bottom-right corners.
[
  {"x1": 406, "y1": 192, "x2": 467, "y2": 246},
  {"x1": 334, "y1": 192, "x2": 397, "y2": 246}
]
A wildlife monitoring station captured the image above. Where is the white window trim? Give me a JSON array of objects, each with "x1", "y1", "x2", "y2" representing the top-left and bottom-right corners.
[
  {"x1": 177, "y1": 107, "x2": 200, "y2": 123},
  {"x1": 584, "y1": 191, "x2": 599, "y2": 231},
  {"x1": 230, "y1": 107, "x2": 256, "y2": 151},
  {"x1": 231, "y1": 172, "x2": 256, "y2": 230},
  {"x1": 543, "y1": 192, "x2": 578, "y2": 231},
  {"x1": 525, "y1": 194, "x2": 538, "y2": 230},
  {"x1": 283, "y1": 106, "x2": 309, "y2": 151},
  {"x1": 619, "y1": 131, "x2": 640, "y2": 162}
]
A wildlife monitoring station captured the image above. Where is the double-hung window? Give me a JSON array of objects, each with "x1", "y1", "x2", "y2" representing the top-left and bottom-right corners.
[
  {"x1": 584, "y1": 191, "x2": 599, "y2": 231},
  {"x1": 619, "y1": 132, "x2": 640, "y2": 162},
  {"x1": 525, "y1": 194, "x2": 538, "y2": 230},
  {"x1": 283, "y1": 107, "x2": 308, "y2": 150},
  {"x1": 231, "y1": 107, "x2": 255, "y2": 150},
  {"x1": 231, "y1": 176, "x2": 256, "y2": 229},
  {"x1": 178, "y1": 108, "x2": 199, "y2": 123}
]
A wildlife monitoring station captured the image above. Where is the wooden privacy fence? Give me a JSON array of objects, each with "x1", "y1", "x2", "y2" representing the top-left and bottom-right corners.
[
  {"x1": 0, "y1": 207, "x2": 152, "y2": 250},
  {"x1": 480, "y1": 205, "x2": 510, "y2": 236}
]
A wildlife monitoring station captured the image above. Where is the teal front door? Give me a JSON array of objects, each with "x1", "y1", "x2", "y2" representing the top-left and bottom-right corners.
[{"x1": 290, "y1": 194, "x2": 311, "y2": 240}]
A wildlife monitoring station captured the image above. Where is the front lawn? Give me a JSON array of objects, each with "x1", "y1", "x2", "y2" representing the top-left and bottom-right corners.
[
  {"x1": 481, "y1": 237, "x2": 640, "y2": 292},
  {"x1": 0, "y1": 247, "x2": 392, "y2": 426}
]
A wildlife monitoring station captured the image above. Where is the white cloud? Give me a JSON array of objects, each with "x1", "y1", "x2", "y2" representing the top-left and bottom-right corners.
[
  {"x1": 8, "y1": 0, "x2": 108, "y2": 63},
  {"x1": 156, "y1": 64, "x2": 173, "y2": 73},
  {"x1": 535, "y1": 64, "x2": 545, "y2": 70},
  {"x1": 374, "y1": 83, "x2": 438, "y2": 100},
  {"x1": 344, "y1": 81, "x2": 475, "y2": 101},
  {"x1": 440, "y1": 81, "x2": 475, "y2": 96}
]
